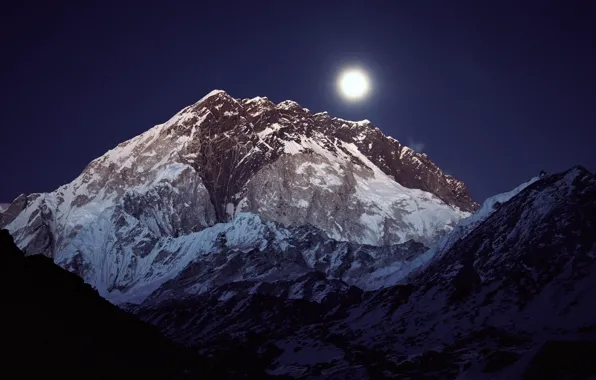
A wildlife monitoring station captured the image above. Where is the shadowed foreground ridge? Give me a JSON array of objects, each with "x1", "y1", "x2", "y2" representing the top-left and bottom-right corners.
[{"x1": 0, "y1": 229, "x2": 277, "y2": 380}]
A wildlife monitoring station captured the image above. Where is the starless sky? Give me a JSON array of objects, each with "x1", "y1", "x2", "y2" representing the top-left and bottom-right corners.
[{"x1": 1, "y1": 0, "x2": 595, "y2": 203}]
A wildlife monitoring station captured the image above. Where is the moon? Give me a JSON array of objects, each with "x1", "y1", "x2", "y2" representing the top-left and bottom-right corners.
[{"x1": 338, "y1": 68, "x2": 370, "y2": 100}]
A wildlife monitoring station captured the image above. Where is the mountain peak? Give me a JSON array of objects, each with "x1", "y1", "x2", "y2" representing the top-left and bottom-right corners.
[
  {"x1": 277, "y1": 99, "x2": 301, "y2": 110},
  {"x1": 4, "y1": 90, "x2": 478, "y2": 269},
  {"x1": 99, "y1": 91, "x2": 478, "y2": 218},
  {"x1": 197, "y1": 89, "x2": 228, "y2": 103}
]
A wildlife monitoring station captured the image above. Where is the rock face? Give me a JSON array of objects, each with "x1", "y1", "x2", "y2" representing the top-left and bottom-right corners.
[
  {"x1": 136, "y1": 166, "x2": 596, "y2": 379},
  {"x1": 3, "y1": 90, "x2": 474, "y2": 301}
]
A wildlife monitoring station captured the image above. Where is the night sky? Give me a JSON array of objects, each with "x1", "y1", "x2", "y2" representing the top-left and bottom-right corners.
[{"x1": 1, "y1": 1, "x2": 595, "y2": 204}]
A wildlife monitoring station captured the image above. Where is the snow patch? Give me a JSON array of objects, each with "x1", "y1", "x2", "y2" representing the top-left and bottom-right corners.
[{"x1": 258, "y1": 123, "x2": 283, "y2": 138}]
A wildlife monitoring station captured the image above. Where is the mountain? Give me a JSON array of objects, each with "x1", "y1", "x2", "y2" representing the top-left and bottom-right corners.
[
  {"x1": 135, "y1": 166, "x2": 596, "y2": 379},
  {"x1": 1, "y1": 90, "x2": 474, "y2": 303},
  {"x1": 5, "y1": 90, "x2": 593, "y2": 378},
  {"x1": 0, "y1": 228, "x2": 281, "y2": 379}
]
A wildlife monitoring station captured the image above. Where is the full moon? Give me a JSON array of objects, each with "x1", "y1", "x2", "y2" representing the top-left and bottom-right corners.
[{"x1": 338, "y1": 69, "x2": 370, "y2": 100}]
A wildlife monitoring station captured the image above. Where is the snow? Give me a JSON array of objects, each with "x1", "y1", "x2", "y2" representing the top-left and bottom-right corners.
[
  {"x1": 150, "y1": 163, "x2": 188, "y2": 184},
  {"x1": 295, "y1": 162, "x2": 342, "y2": 187},
  {"x1": 4, "y1": 90, "x2": 485, "y2": 307},
  {"x1": 370, "y1": 175, "x2": 543, "y2": 289},
  {"x1": 197, "y1": 89, "x2": 226, "y2": 104},
  {"x1": 235, "y1": 197, "x2": 249, "y2": 216},
  {"x1": 347, "y1": 175, "x2": 543, "y2": 290},
  {"x1": 462, "y1": 176, "x2": 540, "y2": 228},
  {"x1": 257, "y1": 123, "x2": 282, "y2": 138},
  {"x1": 283, "y1": 139, "x2": 303, "y2": 154},
  {"x1": 277, "y1": 100, "x2": 300, "y2": 110},
  {"x1": 189, "y1": 111, "x2": 210, "y2": 130},
  {"x1": 340, "y1": 142, "x2": 468, "y2": 245},
  {"x1": 0, "y1": 203, "x2": 10, "y2": 212},
  {"x1": 60, "y1": 212, "x2": 294, "y2": 305},
  {"x1": 253, "y1": 131, "x2": 470, "y2": 246},
  {"x1": 225, "y1": 203, "x2": 235, "y2": 219},
  {"x1": 244, "y1": 96, "x2": 268, "y2": 105},
  {"x1": 400, "y1": 146, "x2": 413, "y2": 159},
  {"x1": 296, "y1": 199, "x2": 309, "y2": 208},
  {"x1": 332, "y1": 116, "x2": 371, "y2": 127},
  {"x1": 357, "y1": 247, "x2": 435, "y2": 289}
]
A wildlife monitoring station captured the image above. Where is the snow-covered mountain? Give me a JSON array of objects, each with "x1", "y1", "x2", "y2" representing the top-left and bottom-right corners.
[
  {"x1": 2, "y1": 89, "x2": 594, "y2": 378},
  {"x1": 136, "y1": 166, "x2": 596, "y2": 379},
  {"x1": 1, "y1": 90, "x2": 475, "y2": 302}
]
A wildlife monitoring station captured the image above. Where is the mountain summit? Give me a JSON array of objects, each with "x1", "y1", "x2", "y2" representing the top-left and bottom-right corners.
[{"x1": 2, "y1": 90, "x2": 474, "y2": 302}]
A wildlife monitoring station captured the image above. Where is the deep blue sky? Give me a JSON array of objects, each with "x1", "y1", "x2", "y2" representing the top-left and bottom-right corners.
[{"x1": 1, "y1": 0, "x2": 595, "y2": 204}]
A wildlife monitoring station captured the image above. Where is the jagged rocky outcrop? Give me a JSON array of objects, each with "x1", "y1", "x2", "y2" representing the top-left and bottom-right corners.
[
  {"x1": 136, "y1": 167, "x2": 596, "y2": 379},
  {"x1": 2, "y1": 90, "x2": 473, "y2": 301}
]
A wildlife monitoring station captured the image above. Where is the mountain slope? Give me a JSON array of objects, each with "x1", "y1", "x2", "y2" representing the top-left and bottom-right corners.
[
  {"x1": 61, "y1": 212, "x2": 427, "y2": 304},
  {"x1": 2, "y1": 90, "x2": 475, "y2": 302},
  {"x1": 136, "y1": 167, "x2": 596, "y2": 379}
]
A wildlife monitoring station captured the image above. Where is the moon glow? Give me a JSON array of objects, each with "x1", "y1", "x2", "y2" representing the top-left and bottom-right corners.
[{"x1": 338, "y1": 68, "x2": 370, "y2": 100}]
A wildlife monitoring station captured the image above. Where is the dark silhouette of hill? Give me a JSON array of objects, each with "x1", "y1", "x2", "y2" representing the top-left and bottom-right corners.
[{"x1": 0, "y1": 228, "x2": 276, "y2": 380}]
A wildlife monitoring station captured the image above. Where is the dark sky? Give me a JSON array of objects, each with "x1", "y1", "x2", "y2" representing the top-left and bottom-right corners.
[{"x1": 1, "y1": 0, "x2": 595, "y2": 204}]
